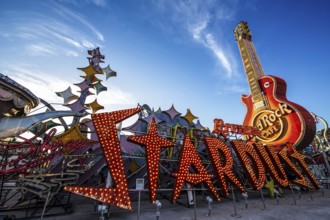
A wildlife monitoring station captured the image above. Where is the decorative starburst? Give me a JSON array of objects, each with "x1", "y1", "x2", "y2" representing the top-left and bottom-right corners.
[
  {"x1": 102, "y1": 65, "x2": 117, "y2": 80},
  {"x1": 85, "y1": 99, "x2": 104, "y2": 113},
  {"x1": 182, "y1": 108, "x2": 197, "y2": 125},
  {"x1": 56, "y1": 86, "x2": 78, "y2": 105},
  {"x1": 128, "y1": 118, "x2": 174, "y2": 203},
  {"x1": 164, "y1": 104, "x2": 181, "y2": 120}
]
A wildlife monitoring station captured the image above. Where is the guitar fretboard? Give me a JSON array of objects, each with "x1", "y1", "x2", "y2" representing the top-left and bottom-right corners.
[{"x1": 238, "y1": 39, "x2": 264, "y2": 101}]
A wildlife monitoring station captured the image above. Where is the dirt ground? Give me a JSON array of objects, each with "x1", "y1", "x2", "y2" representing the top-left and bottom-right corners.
[{"x1": 2, "y1": 186, "x2": 329, "y2": 220}]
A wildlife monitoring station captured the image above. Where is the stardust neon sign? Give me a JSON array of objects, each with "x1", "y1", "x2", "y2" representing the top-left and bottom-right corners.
[{"x1": 64, "y1": 107, "x2": 319, "y2": 210}]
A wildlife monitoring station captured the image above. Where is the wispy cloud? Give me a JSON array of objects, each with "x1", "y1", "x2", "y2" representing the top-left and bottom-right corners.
[
  {"x1": 25, "y1": 42, "x2": 80, "y2": 57},
  {"x1": 201, "y1": 33, "x2": 233, "y2": 78},
  {"x1": 58, "y1": 0, "x2": 108, "y2": 7},
  {"x1": 1, "y1": 63, "x2": 71, "y2": 107},
  {"x1": 26, "y1": 44, "x2": 57, "y2": 56},
  {"x1": 50, "y1": 1, "x2": 104, "y2": 41},
  {"x1": 0, "y1": 2, "x2": 103, "y2": 58},
  {"x1": 50, "y1": 31, "x2": 83, "y2": 49},
  {"x1": 145, "y1": 0, "x2": 244, "y2": 93},
  {"x1": 97, "y1": 86, "x2": 137, "y2": 106},
  {"x1": 0, "y1": 62, "x2": 136, "y2": 112},
  {"x1": 87, "y1": 0, "x2": 107, "y2": 7}
]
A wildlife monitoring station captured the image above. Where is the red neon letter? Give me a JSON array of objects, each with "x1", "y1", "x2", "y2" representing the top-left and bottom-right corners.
[
  {"x1": 204, "y1": 137, "x2": 246, "y2": 196},
  {"x1": 231, "y1": 140, "x2": 266, "y2": 190},
  {"x1": 281, "y1": 143, "x2": 319, "y2": 189},
  {"x1": 253, "y1": 143, "x2": 289, "y2": 187},
  {"x1": 172, "y1": 136, "x2": 220, "y2": 202},
  {"x1": 64, "y1": 107, "x2": 140, "y2": 210}
]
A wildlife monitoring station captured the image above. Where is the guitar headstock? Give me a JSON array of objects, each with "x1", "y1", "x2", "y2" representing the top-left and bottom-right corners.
[{"x1": 234, "y1": 21, "x2": 252, "y2": 41}]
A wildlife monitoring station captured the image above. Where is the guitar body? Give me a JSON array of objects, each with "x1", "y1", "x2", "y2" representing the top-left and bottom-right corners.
[
  {"x1": 234, "y1": 21, "x2": 316, "y2": 150},
  {"x1": 241, "y1": 75, "x2": 316, "y2": 150}
]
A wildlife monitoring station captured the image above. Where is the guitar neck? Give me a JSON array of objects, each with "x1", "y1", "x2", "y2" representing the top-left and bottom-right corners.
[{"x1": 235, "y1": 22, "x2": 265, "y2": 102}]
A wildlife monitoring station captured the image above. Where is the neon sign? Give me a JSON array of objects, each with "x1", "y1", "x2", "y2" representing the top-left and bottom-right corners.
[
  {"x1": 213, "y1": 118, "x2": 260, "y2": 138},
  {"x1": 0, "y1": 126, "x2": 95, "y2": 175},
  {"x1": 253, "y1": 103, "x2": 292, "y2": 142},
  {"x1": 64, "y1": 108, "x2": 319, "y2": 210}
]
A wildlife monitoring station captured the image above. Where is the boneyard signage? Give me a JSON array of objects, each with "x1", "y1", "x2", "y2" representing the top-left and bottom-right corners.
[{"x1": 64, "y1": 107, "x2": 319, "y2": 210}]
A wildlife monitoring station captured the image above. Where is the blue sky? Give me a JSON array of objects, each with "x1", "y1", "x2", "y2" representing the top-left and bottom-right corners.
[{"x1": 0, "y1": 0, "x2": 329, "y2": 130}]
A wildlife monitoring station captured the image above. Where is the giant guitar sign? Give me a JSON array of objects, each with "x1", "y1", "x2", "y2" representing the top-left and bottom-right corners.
[{"x1": 234, "y1": 21, "x2": 316, "y2": 150}]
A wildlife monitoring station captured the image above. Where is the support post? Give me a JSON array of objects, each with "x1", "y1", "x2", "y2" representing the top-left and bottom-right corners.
[
  {"x1": 137, "y1": 190, "x2": 141, "y2": 220},
  {"x1": 290, "y1": 184, "x2": 297, "y2": 205},
  {"x1": 260, "y1": 188, "x2": 266, "y2": 210},
  {"x1": 193, "y1": 188, "x2": 197, "y2": 220},
  {"x1": 230, "y1": 185, "x2": 240, "y2": 217}
]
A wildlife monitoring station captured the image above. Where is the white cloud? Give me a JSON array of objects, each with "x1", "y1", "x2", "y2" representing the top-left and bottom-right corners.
[
  {"x1": 81, "y1": 40, "x2": 95, "y2": 48},
  {"x1": 50, "y1": 32, "x2": 82, "y2": 48},
  {"x1": 65, "y1": 50, "x2": 80, "y2": 57},
  {"x1": 97, "y1": 86, "x2": 136, "y2": 106},
  {"x1": 0, "y1": 3, "x2": 103, "y2": 58},
  {"x1": 205, "y1": 34, "x2": 232, "y2": 77},
  {"x1": 87, "y1": 0, "x2": 107, "y2": 7},
  {"x1": 147, "y1": 0, "x2": 238, "y2": 79},
  {"x1": 191, "y1": 19, "x2": 209, "y2": 40},
  {"x1": 51, "y1": 2, "x2": 105, "y2": 41},
  {"x1": 1, "y1": 64, "x2": 72, "y2": 108},
  {"x1": 26, "y1": 44, "x2": 56, "y2": 56}
]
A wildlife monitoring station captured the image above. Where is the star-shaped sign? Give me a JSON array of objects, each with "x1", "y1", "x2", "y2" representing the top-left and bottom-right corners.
[
  {"x1": 102, "y1": 65, "x2": 117, "y2": 80},
  {"x1": 194, "y1": 120, "x2": 205, "y2": 130},
  {"x1": 182, "y1": 108, "x2": 198, "y2": 125},
  {"x1": 56, "y1": 86, "x2": 78, "y2": 105},
  {"x1": 64, "y1": 98, "x2": 86, "y2": 113},
  {"x1": 74, "y1": 80, "x2": 91, "y2": 92},
  {"x1": 88, "y1": 47, "x2": 104, "y2": 57},
  {"x1": 141, "y1": 111, "x2": 162, "y2": 124},
  {"x1": 264, "y1": 179, "x2": 275, "y2": 198},
  {"x1": 164, "y1": 104, "x2": 181, "y2": 120},
  {"x1": 85, "y1": 99, "x2": 104, "y2": 114},
  {"x1": 128, "y1": 118, "x2": 174, "y2": 203},
  {"x1": 93, "y1": 81, "x2": 108, "y2": 95},
  {"x1": 78, "y1": 64, "x2": 102, "y2": 78}
]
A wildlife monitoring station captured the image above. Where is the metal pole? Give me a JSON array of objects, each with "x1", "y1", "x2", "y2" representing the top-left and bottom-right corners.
[
  {"x1": 308, "y1": 188, "x2": 313, "y2": 201},
  {"x1": 156, "y1": 206, "x2": 160, "y2": 220},
  {"x1": 242, "y1": 192, "x2": 248, "y2": 209},
  {"x1": 206, "y1": 196, "x2": 212, "y2": 217},
  {"x1": 260, "y1": 188, "x2": 266, "y2": 210},
  {"x1": 230, "y1": 185, "x2": 239, "y2": 217},
  {"x1": 193, "y1": 188, "x2": 197, "y2": 220},
  {"x1": 312, "y1": 113, "x2": 330, "y2": 174},
  {"x1": 41, "y1": 191, "x2": 51, "y2": 220},
  {"x1": 0, "y1": 150, "x2": 8, "y2": 205},
  {"x1": 274, "y1": 189, "x2": 279, "y2": 205},
  {"x1": 322, "y1": 152, "x2": 330, "y2": 176},
  {"x1": 137, "y1": 190, "x2": 141, "y2": 220},
  {"x1": 290, "y1": 184, "x2": 297, "y2": 205}
]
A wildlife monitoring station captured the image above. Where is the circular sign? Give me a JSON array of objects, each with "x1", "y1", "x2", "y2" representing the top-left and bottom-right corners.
[{"x1": 252, "y1": 109, "x2": 284, "y2": 143}]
